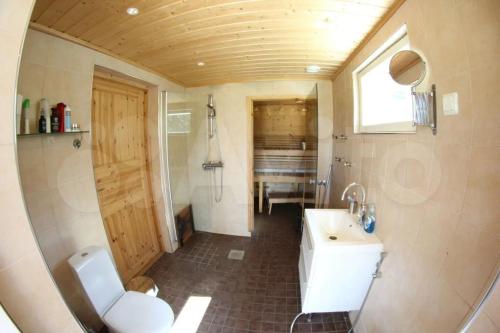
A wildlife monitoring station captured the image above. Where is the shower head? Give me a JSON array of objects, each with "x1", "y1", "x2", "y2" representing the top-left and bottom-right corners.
[{"x1": 207, "y1": 94, "x2": 216, "y2": 118}]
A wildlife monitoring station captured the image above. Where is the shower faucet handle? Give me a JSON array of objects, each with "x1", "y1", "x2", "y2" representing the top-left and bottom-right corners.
[{"x1": 202, "y1": 161, "x2": 224, "y2": 170}]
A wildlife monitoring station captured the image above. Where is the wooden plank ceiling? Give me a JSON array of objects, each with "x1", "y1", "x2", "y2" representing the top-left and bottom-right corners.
[{"x1": 31, "y1": 0, "x2": 396, "y2": 87}]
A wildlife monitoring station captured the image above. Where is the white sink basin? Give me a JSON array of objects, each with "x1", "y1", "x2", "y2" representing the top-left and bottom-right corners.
[
  {"x1": 304, "y1": 209, "x2": 382, "y2": 251},
  {"x1": 299, "y1": 209, "x2": 384, "y2": 313}
]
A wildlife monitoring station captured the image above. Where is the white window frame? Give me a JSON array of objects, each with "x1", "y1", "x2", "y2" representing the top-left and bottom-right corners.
[{"x1": 352, "y1": 25, "x2": 415, "y2": 134}]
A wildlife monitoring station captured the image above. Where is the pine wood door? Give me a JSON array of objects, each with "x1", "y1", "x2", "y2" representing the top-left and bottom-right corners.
[{"x1": 91, "y1": 76, "x2": 161, "y2": 283}]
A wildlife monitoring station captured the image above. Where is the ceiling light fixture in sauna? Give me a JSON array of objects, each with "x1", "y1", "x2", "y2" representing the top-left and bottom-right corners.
[
  {"x1": 126, "y1": 7, "x2": 139, "y2": 15},
  {"x1": 197, "y1": 61, "x2": 205, "y2": 66},
  {"x1": 306, "y1": 65, "x2": 321, "y2": 73}
]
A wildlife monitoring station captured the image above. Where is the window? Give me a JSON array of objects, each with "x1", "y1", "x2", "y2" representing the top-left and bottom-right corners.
[
  {"x1": 167, "y1": 111, "x2": 191, "y2": 134},
  {"x1": 353, "y1": 26, "x2": 415, "y2": 133}
]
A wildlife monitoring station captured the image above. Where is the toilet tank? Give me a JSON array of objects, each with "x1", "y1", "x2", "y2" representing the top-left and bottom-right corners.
[{"x1": 68, "y1": 246, "x2": 125, "y2": 317}]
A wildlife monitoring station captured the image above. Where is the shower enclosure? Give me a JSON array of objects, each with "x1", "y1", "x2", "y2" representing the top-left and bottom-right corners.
[
  {"x1": 303, "y1": 85, "x2": 320, "y2": 213},
  {"x1": 162, "y1": 85, "x2": 325, "y2": 243},
  {"x1": 162, "y1": 89, "x2": 250, "y2": 245}
]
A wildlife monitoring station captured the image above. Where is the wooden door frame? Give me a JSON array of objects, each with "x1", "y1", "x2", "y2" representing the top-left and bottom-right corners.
[
  {"x1": 246, "y1": 95, "x2": 312, "y2": 233},
  {"x1": 91, "y1": 70, "x2": 164, "y2": 281}
]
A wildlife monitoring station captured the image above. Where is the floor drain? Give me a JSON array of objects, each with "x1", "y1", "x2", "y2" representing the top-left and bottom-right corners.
[{"x1": 227, "y1": 249, "x2": 245, "y2": 260}]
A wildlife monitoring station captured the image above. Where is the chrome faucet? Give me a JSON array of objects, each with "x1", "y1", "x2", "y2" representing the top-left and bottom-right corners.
[{"x1": 341, "y1": 182, "x2": 367, "y2": 224}]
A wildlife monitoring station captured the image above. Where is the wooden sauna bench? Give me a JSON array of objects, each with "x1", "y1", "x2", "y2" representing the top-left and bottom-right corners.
[
  {"x1": 266, "y1": 191, "x2": 315, "y2": 215},
  {"x1": 254, "y1": 170, "x2": 316, "y2": 213},
  {"x1": 253, "y1": 135, "x2": 317, "y2": 213}
]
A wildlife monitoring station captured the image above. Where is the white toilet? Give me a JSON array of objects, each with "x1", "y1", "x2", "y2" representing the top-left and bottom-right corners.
[{"x1": 68, "y1": 246, "x2": 174, "y2": 333}]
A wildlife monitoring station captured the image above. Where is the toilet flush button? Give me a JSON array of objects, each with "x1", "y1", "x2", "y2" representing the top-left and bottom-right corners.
[{"x1": 443, "y1": 92, "x2": 459, "y2": 115}]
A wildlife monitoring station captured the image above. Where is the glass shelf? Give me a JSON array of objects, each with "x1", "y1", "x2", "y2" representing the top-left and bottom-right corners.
[{"x1": 17, "y1": 130, "x2": 89, "y2": 137}]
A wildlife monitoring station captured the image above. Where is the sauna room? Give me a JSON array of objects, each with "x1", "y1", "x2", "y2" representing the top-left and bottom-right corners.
[
  {"x1": 1, "y1": 1, "x2": 499, "y2": 333},
  {"x1": 252, "y1": 97, "x2": 319, "y2": 226}
]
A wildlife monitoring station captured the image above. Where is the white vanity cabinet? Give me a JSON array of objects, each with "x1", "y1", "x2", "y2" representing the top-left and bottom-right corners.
[{"x1": 299, "y1": 209, "x2": 383, "y2": 314}]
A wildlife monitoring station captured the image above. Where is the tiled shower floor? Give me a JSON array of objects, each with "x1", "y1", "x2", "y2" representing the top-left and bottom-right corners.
[{"x1": 146, "y1": 204, "x2": 352, "y2": 333}]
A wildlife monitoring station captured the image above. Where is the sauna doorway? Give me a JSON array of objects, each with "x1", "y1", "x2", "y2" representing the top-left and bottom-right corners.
[
  {"x1": 91, "y1": 74, "x2": 162, "y2": 283},
  {"x1": 249, "y1": 89, "x2": 319, "y2": 233}
]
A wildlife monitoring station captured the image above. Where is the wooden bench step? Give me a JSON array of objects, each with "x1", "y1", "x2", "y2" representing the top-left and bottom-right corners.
[
  {"x1": 266, "y1": 191, "x2": 315, "y2": 215},
  {"x1": 267, "y1": 191, "x2": 314, "y2": 199}
]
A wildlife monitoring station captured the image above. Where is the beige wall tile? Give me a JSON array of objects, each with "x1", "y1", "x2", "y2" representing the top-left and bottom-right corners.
[
  {"x1": 0, "y1": 145, "x2": 36, "y2": 268},
  {"x1": 23, "y1": 190, "x2": 56, "y2": 232},
  {"x1": 427, "y1": 140, "x2": 471, "y2": 212},
  {"x1": 413, "y1": 277, "x2": 470, "y2": 332},
  {"x1": 457, "y1": 0, "x2": 500, "y2": 71},
  {"x1": 462, "y1": 146, "x2": 500, "y2": 225},
  {"x1": 434, "y1": 71, "x2": 474, "y2": 145},
  {"x1": 0, "y1": 1, "x2": 87, "y2": 331},
  {"x1": 330, "y1": 0, "x2": 500, "y2": 330},
  {"x1": 419, "y1": 0, "x2": 469, "y2": 78},
  {"x1": 467, "y1": 311, "x2": 499, "y2": 333},
  {"x1": 17, "y1": 62, "x2": 46, "y2": 131},
  {"x1": 484, "y1": 277, "x2": 500, "y2": 328},
  {"x1": 13, "y1": 27, "x2": 184, "y2": 330},
  {"x1": 0, "y1": 30, "x2": 19, "y2": 145},
  {"x1": 0, "y1": 252, "x2": 81, "y2": 333},
  {"x1": 470, "y1": 65, "x2": 500, "y2": 147}
]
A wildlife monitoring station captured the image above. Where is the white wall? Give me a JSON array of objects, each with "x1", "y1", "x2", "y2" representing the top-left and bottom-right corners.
[{"x1": 186, "y1": 80, "x2": 333, "y2": 237}]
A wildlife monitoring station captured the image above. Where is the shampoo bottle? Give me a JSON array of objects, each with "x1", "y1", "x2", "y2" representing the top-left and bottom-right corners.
[
  {"x1": 64, "y1": 106, "x2": 72, "y2": 132},
  {"x1": 16, "y1": 94, "x2": 23, "y2": 134},
  {"x1": 22, "y1": 98, "x2": 31, "y2": 134},
  {"x1": 38, "y1": 109, "x2": 47, "y2": 133},
  {"x1": 41, "y1": 98, "x2": 51, "y2": 133},
  {"x1": 51, "y1": 107, "x2": 59, "y2": 132},
  {"x1": 56, "y1": 103, "x2": 66, "y2": 132}
]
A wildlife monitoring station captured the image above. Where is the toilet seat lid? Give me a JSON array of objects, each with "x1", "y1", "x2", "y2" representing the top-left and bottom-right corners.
[{"x1": 103, "y1": 291, "x2": 174, "y2": 333}]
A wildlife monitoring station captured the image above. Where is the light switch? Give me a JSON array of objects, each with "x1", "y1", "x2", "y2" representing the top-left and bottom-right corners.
[{"x1": 443, "y1": 92, "x2": 459, "y2": 115}]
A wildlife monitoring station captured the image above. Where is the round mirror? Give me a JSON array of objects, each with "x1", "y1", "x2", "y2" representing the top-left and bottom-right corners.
[{"x1": 389, "y1": 50, "x2": 426, "y2": 86}]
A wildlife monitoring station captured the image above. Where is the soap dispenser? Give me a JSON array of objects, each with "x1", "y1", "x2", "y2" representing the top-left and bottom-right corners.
[{"x1": 363, "y1": 204, "x2": 376, "y2": 233}]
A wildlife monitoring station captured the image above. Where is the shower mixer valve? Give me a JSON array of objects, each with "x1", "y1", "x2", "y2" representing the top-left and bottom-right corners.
[{"x1": 202, "y1": 161, "x2": 224, "y2": 170}]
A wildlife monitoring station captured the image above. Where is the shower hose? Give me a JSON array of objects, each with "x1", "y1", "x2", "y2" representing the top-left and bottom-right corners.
[
  {"x1": 212, "y1": 166, "x2": 223, "y2": 203},
  {"x1": 210, "y1": 116, "x2": 223, "y2": 203}
]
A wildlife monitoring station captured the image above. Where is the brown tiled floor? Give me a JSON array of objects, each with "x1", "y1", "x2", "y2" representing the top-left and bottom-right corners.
[{"x1": 147, "y1": 203, "x2": 352, "y2": 333}]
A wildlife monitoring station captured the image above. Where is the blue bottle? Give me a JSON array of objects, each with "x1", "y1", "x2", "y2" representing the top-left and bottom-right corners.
[{"x1": 364, "y1": 204, "x2": 376, "y2": 233}]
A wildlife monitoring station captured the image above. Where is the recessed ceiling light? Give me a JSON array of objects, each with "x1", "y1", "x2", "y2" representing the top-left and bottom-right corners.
[
  {"x1": 197, "y1": 61, "x2": 205, "y2": 66},
  {"x1": 315, "y1": 16, "x2": 335, "y2": 29},
  {"x1": 306, "y1": 65, "x2": 321, "y2": 73},
  {"x1": 126, "y1": 7, "x2": 139, "y2": 15}
]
